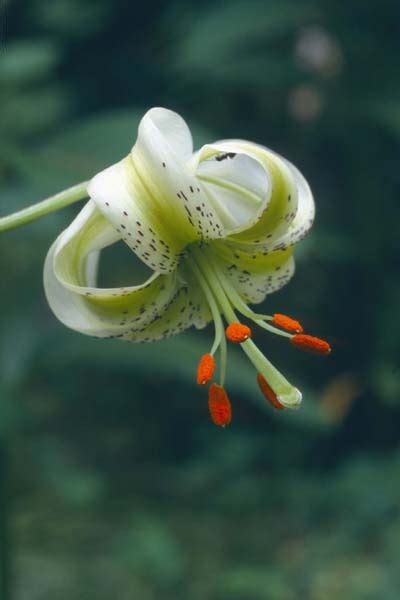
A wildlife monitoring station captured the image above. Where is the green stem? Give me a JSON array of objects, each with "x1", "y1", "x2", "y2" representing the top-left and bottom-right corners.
[{"x1": 0, "y1": 181, "x2": 89, "y2": 233}]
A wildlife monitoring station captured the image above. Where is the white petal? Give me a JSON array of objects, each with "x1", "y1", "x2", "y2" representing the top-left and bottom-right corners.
[
  {"x1": 231, "y1": 154, "x2": 314, "y2": 254},
  {"x1": 88, "y1": 158, "x2": 184, "y2": 273},
  {"x1": 223, "y1": 256, "x2": 295, "y2": 304},
  {"x1": 44, "y1": 201, "x2": 179, "y2": 337},
  {"x1": 88, "y1": 111, "x2": 226, "y2": 273},
  {"x1": 192, "y1": 140, "x2": 300, "y2": 241},
  {"x1": 266, "y1": 158, "x2": 315, "y2": 250},
  {"x1": 142, "y1": 107, "x2": 193, "y2": 161},
  {"x1": 196, "y1": 147, "x2": 269, "y2": 232},
  {"x1": 218, "y1": 141, "x2": 299, "y2": 241},
  {"x1": 192, "y1": 140, "x2": 315, "y2": 250},
  {"x1": 133, "y1": 109, "x2": 226, "y2": 242},
  {"x1": 196, "y1": 139, "x2": 314, "y2": 257}
]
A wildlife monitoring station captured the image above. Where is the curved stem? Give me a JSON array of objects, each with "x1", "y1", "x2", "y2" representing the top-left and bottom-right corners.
[{"x1": 0, "y1": 181, "x2": 89, "y2": 233}]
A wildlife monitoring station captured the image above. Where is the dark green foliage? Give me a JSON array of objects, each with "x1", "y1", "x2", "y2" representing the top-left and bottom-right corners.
[{"x1": 1, "y1": 0, "x2": 400, "y2": 597}]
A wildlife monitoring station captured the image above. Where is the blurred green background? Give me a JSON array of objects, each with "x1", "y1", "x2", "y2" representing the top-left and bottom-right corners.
[{"x1": 1, "y1": 1, "x2": 400, "y2": 598}]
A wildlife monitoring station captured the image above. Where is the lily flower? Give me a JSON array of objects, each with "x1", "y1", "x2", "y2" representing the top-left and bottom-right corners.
[{"x1": 1, "y1": 107, "x2": 330, "y2": 425}]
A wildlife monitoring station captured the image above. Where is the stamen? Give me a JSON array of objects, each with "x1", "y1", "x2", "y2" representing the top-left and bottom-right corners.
[
  {"x1": 197, "y1": 353, "x2": 216, "y2": 385},
  {"x1": 257, "y1": 373, "x2": 285, "y2": 410},
  {"x1": 272, "y1": 313, "x2": 303, "y2": 334},
  {"x1": 189, "y1": 246, "x2": 302, "y2": 409},
  {"x1": 208, "y1": 383, "x2": 232, "y2": 427},
  {"x1": 291, "y1": 334, "x2": 331, "y2": 355},
  {"x1": 226, "y1": 323, "x2": 252, "y2": 343}
]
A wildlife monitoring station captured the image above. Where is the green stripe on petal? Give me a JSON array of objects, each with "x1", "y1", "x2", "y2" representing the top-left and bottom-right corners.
[
  {"x1": 192, "y1": 141, "x2": 298, "y2": 239},
  {"x1": 199, "y1": 139, "x2": 314, "y2": 257},
  {"x1": 261, "y1": 159, "x2": 315, "y2": 250},
  {"x1": 131, "y1": 108, "x2": 226, "y2": 243},
  {"x1": 44, "y1": 201, "x2": 179, "y2": 337},
  {"x1": 224, "y1": 142, "x2": 298, "y2": 243},
  {"x1": 88, "y1": 109, "x2": 227, "y2": 272},
  {"x1": 231, "y1": 157, "x2": 314, "y2": 254},
  {"x1": 88, "y1": 157, "x2": 184, "y2": 273}
]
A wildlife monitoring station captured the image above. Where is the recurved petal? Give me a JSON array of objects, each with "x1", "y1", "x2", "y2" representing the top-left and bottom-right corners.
[
  {"x1": 138, "y1": 107, "x2": 194, "y2": 161},
  {"x1": 230, "y1": 156, "x2": 314, "y2": 254},
  {"x1": 221, "y1": 141, "x2": 301, "y2": 243},
  {"x1": 121, "y1": 282, "x2": 211, "y2": 343},
  {"x1": 225, "y1": 257, "x2": 295, "y2": 304},
  {"x1": 132, "y1": 108, "x2": 226, "y2": 243},
  {"x1": 88, "y1": 110, "x2": 226, "y2": 272},
  {"x1": 44, "y1": 201, "x2": 179, "y2": 338},
  {"x1": 257, "y1": 158, "x2": 315, "y2": 252},
  {"x1": 192, "y1": 141, "x2": 299, "y2": 239},
  {"x1": 195, "y1": 145, "x2": 269, "y2": 233},
  {"x1": 88, "y1": 157, "x2": 185, "y2": 273}
]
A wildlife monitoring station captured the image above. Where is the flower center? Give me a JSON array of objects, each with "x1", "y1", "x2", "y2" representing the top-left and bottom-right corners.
[{"x1": 184, "y1": 243, "x2": 330, "y2": 425}]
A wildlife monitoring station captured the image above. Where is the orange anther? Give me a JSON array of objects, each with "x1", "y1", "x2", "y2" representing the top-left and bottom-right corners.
[
  {"x1": 208, "y1": 383, "x2": 232, "y2": 427},
  {"x1": 225, "y1": 323, "x2": 252, "y2": 343},
  {"x1": 197, "y1": 353, "x2": 216, "y2": 385},
  {"x1": 291, "y1": 334, "x2": 331, "y2": 355},
  {"x1": 272, "y1": 313, "x2": 303, "y2": 334},
  {"x1": 257, "y1": 373, "x2": 284, "y2": 410}
]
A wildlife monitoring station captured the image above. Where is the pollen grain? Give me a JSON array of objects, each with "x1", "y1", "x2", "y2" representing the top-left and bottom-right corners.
[
  {"x1": 290, "y1": 334, "x2": 331, "y2": 355},
  {"x1": 197, "y1": 353, "x2": 216, "y2": 385},
  {"x1": 208, "y1": 383, "x2": 232, "y2": 427},
  {"x1": 226, "y1": 323, "x2": 252, "y2": 343},
  {"x1": 272, "y1": 313, "x2": 303, "y2": 334}
]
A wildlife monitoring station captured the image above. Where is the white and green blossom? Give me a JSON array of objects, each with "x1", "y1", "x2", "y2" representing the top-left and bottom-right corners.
[{"x1": 1, "y1": 107, "x2": 328, "y2": 421}]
